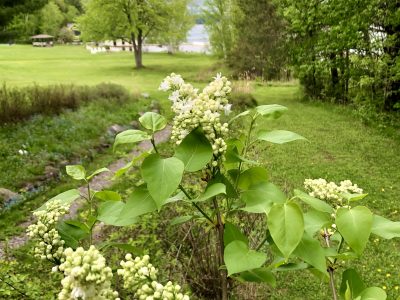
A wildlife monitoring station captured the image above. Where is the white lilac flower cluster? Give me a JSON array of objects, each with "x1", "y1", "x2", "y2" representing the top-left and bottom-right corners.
[
  {"x1": 304, "y1": 178, "x2": 363, "y2": 205},
  {"x1": 26, "y1": 199, "x2": 69, "y2": 263},
  {"x1": 159, "y1": 73, "x2": 232, "y2": 165},
  {"x1": 58, "y1": 246, "x2": 119, "y2": 300},
  {"x1": 118, "y1": 254, "x2": 190, "y2": 300}
]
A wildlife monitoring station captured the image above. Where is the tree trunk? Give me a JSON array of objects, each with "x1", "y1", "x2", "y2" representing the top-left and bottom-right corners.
[{"x1": 130, "y1": 31, "x2": 143, "y2": 69}]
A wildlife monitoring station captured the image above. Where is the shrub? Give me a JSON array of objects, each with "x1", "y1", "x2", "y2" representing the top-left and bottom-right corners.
[{"x1": 0, "y1": 83, "x2": 130, "y2": 124}]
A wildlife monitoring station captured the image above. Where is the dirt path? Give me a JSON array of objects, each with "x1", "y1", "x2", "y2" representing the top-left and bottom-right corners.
[{"x1": 0, "y1": 127, "x2": 171, "y2": 259}]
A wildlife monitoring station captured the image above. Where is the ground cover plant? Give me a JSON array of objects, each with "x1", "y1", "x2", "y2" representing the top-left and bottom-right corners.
[{"x1": 6, "y1": 73, "x2": 399, "y2": 300}]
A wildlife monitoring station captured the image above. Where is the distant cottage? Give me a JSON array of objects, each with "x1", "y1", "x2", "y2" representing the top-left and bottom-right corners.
[{"x1": 31, "y1": 34, "x2": 54, "y2": 47}]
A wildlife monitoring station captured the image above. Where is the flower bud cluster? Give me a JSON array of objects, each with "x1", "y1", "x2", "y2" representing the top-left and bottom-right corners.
[
  {"x1": 26, "y1": 199, "x2": 69, "y2": 263},
  {"x1": 159, "y1": 73, "x2": 232, "y2": 165},
  {"x1": 118, "y1": 254, "x2": 190, "y2": 300},
  {"x1": 58, "y1": 246, "x2": 119, "y2": 300},
  {"x1": 304, "y1": 178, "x2": 363, "y2": 205}
]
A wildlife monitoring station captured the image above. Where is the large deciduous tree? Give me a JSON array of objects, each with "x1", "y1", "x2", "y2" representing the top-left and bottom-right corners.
[{"x1": 78, "y1": 0, "x2": 190, "y2": 68}]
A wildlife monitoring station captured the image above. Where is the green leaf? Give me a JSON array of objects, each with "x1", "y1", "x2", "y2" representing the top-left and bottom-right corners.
[
  {"x1": 87, "y1": 167, "x2": 110, "y2": 180},
  {"x1": 293, "y1": 234, "x2": 327, "y2": 275},
  {"x1": 141, "y1": 154, "x2": 184, "y2": 209},
  {"x1": 64, "y1": 220, "x2": 90, "y2": 233},
  {"x1": 224, "y1": 222, "x2": 249, "y2": 246},
  {"x1": 356, "y1": 287, "x2": 387, "y2": 300},
  {"x1": 113, "y1": 151, "x2": 151, "y2": 179},
  {"x1": 238, "y1": 268, "x2": 276, "y2": 286},
  {"x1": 174, "y1": 128, "x2": 213, "y2": 172},
  {"x1": 303, "y1": 210, "x2": 331, "y2": 235},
  {"x1": 165, "y1": 191, "x2": 187, "y2": 204},
  {"x1": 275, "y1": 262, "x2": 308, "y2": 271},
  {"x1": 113, "y1": 129, "x2": 150, "y2": 150},
  {"x1": 336, "y1": 206, "x2": 373, "y2": 255},
  {"x1": 257, "y1": 130, "x2": 307, "y2": 144},
  {"x1": 343, "y1": 193, "x2": 369, "y2": 202},
  {"x1": 241, "y1": 182, "x2": 286, "y2": 214},
  {"x1": 194, "y1": 183, "x2": 226, "y2": 202},
  {"x1": 294, "y1": 189, "x2": 334, "y2": 213},
  {"x1": 255, "y1": 104, "x2": 288, "y2": 119},
  {"x1": 56, "y1": 221, "x2": 89, "y2": 249},
  {"x1": 170, "y1": 215, "x2": 193, "y2": 226},
  {"x1": 94, "y1": 190, "x2": 121, "y2": 202},
  {"x1": 224, "y1": 241, "x2": 267, "y2": 276},
  {"x1": 36, "y1": 189, "x2": 80, "y2": 211},
  {"x1": 138, "y1": 112, "x2": 167, "y2": 132},
  {"x1": 267, "y1": 202, "x2": 304, "y2": 258},
  {"x1": 339, "y1": 269, "x2": 366, "y2": 299},
  {"x1": 225, "y1": 145, "x2": 258, "y2": 165},
  {"x1": 100, "y1": 242, "x2": 143, "y2": 256},
  {"x1": 238, "y1": 167, "x2": 268, "y2": 190},
  {"x1": 97, "y1": 188, "x2": 157, "y2": 226},
  {"x1": 229, "y1": 110, "x2": 251, "y2": 124},
  {"x1": 66, "y1": 165, "x2": 86, "y2": 181},
  {"x1": 371, "y1": 215, "x2": 400, "y2": 239}
]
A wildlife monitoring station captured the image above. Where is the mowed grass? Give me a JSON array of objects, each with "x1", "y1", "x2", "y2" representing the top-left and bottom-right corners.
[
  {"x1": 0, "y1": 45, "x2": 217, "y2": 95},
  {"x1": 246, "y1": 84, "x2": 400, "y2": 299}
]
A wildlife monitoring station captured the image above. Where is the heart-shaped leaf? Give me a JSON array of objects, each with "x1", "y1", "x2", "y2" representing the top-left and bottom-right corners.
[
  {"x1": 339, "y1": 268, "x2": 366, "y2": 299},
  {"x1": 257, "y1": 130, "x2": 307, "y2": 144},
  {"x1": 371, "y1": 215, "x2": 400, "y2": 239},
  {"x1": 114, "y1": 129, "x2": 150, "y2": 150},
  {"x1": 224, "y1": 241, "x2": 267, "y2": 276},
  {"x1": 139, "y1": 112, "x2": 167, "y2": 132},
  {"x1": 66, "y1": 165, "x2": 86, "y2": 181},
  {"x1": 94, "y1": 190, "x2": 121, "y2": 202},
  {"x1": 141, "y1": 154, "x2": 184, "y2": 209},
  {"x1": 294, "y1": 189, "x2": 334, "y2": 213},
  {"x1": 293, "y1": 234, "x2": 327, "y2": 275},
  {"x1": 336, "y1": 206, "x2": 373, "y2": 255},
  {"x1": 356, "y1": 287, "x2": 387, "y2": 300},
  {"x1": 239, "y1": 268, "x2": 276, "y2": 286},
  {"x1": 238, "y1": 167, "x2": 268, "y2": 190},
  {"x1": 174, "y1": 128, "x2": 213, "y2": 172},
  {"x1": 267, "y1": 202, "x2": 304, "y2": 258},
  {"x1": 36, "y1": 189, "x2": 80, "y2": 211},
  {"x1": 224, "y1": 222, "x2": 248, "y2": 246},
  {"x1": 194, "y1": 183, "x2": 226, "y2": 202},
  {"x1": 255, "y1": 104, "x2": 288, "y2": 119},
  {"x1": 241, "y1": 182, "x2": 286, "y2": 214},
  {"x1": 97, "y1": 188, "x2": 157, "y2": 226}
]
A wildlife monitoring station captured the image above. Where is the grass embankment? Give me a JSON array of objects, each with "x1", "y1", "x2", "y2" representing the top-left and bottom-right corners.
[{"x1": 247, "y1": 84, "x2": 400, "y2": 299}]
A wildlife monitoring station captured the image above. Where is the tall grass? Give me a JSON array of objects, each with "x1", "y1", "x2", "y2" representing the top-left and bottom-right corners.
[{"x1": 0, "y1": 83, "x2": 129, "y2": 123}]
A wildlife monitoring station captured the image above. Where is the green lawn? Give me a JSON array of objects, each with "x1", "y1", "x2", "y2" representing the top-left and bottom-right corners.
[
  {"x1": 0, "y1": 46, "x2": 399, "y2": 299},
  {"x1": 0, "y1": 45, "x2": 217, "y2": 94},
  {"x1": 247, "y1": 84, "x2": 400, "y2": 299}
]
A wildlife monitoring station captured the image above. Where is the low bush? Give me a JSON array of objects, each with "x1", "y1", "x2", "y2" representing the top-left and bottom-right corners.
[{"x1": 0, "y1": 83, "x2": 130, "y2": 123}]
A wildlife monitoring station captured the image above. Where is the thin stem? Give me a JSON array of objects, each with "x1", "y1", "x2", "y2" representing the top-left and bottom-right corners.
[
  {"x1": 87, "y1": 181, "x2": 93, "y2": 245},
  {"x1": 235, "y1": 116, "x2": 256, "y2": 189},
  {"x1": 179, "y1": 184, "x2": 214, "y2": 224},
  {"x1": 150, "y1": 135, "x2": 159, "y2": 154},
  {"x1": 323, "y1": 228, "x2": 338, "y2": 300},
  {"x1": 256, "y1": 235, "x2": 268, "y2": 251},
  {"x1": 0, "y1": 276, "x2": 30, "y2": 298},
  {"x1": 213, "y1": 198, "x2": 228, "y2": 300},
  {"x1": 328, "y1": 268, "x2": 338, "y2": 300}
]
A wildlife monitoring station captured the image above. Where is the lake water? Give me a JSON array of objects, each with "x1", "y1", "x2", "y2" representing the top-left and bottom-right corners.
[{"x1": 186, "y1": 24, "x2": 209, "y2": 44}]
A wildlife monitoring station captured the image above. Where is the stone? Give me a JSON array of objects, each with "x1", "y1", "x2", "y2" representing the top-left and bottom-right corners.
[{"x1": 107, "y1": 124, "x2": 126, "y2": 135}]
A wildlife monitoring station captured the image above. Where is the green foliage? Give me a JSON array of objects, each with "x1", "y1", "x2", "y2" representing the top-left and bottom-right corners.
[{"x1": 0, "y1": 83, "x2": 129, "y2": 123}]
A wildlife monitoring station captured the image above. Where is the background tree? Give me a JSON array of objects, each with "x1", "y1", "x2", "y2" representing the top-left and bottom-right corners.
[
  {"x1": 78, "y1": 0, "x2": 189, "y2": 68},
  {"x1": 147, "y1": 0, "x2": 194, "y2": 54},
  {"x1": 228, "y1": 0, "x2": 286, "y2": 79},
  {"x1": 203, "y1": 0, "x2": 234, "y2": 59},
  {"x1": 39, "y1": 1, "x2": 64, "y2": 36}
]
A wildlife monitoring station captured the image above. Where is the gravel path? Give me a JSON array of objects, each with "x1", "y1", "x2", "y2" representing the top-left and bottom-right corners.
[{"x1": 0, "y1": 127, "x2": 171, "y2": 259}]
